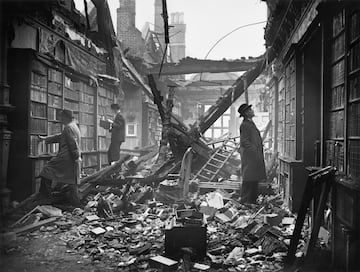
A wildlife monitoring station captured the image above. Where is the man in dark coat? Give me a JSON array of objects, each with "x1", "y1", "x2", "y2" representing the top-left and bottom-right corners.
[
  {"x1": 38, "y1": 109, "x2": 81, "y2": 205},
  {"x1": 238, "y1": 103, "x2": 266, "y2": 204},
  {"x1": 108, "y1": 103, "x2": 125, "y2": 164}
]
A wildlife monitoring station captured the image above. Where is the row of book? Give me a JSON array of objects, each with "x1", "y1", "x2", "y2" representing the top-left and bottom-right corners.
[
  {"x1": 79, "y1": 112, "x2": 94, "y2": 125},
  {"x1": 48, "y1": 82, "x2": 62, "y2": 96},
  {"x1": 325, "y1": 140, "x2": 344, "y2": 172},
  {"x1": 48, "y1": 69, "x2": 62, "y2": 83},
  {"x1": 31, "y1": 72, "x2": 47, "y2": 88},
  {"x1": 98, "y1": 105, "x2": 113, "y2": 116},
  {"x1": 64, "y1": 88, "x2": 80, "y2": 101},
  {"x1": 30, "y1": 88, "x2": 47, "y2": 103},
  {"x1": 330, "y1": 85, "x2": 345, "y2": 109},
  {"x1": 349, "y1": 42, "x2": 360, "y2": 72},
  {"x1": 81, "y1": 137, "x2": 95, "y2": 152},
  {"x1": 348, "y1": 139, "x2": 360, "y2": 180},
  {"x1": 100, "y1": 153, "x2": 109, "y2": 166},
  {"x1": 48, "y1": 94, "x2": 62, "y2": 108},
  {"x1": 329, "y1": 110, "x2": 345, "y2": 139},
  {"x1": 349, "y1": 75, "x2": 360, "y2": 100},
  {"x1": 78, "y1": 102, "x2": 94, "y2": 114},
  {"x1": 98, "y1": 86, "x2": 115, "y2": 99},
  {"x1": 332, "y1": 33, "x2": 345, "y2": 62},
  {"x1": 98, "y1": 96, "x2": 113, "y2": 107},
  {"x1": 350, "y1": 11, "x2": 360, "y2": 43},
  {"x1": 82, "y1": 154, "x2": 98, "y2": 167},
  {"x1": 30, "y1": 118, "x2": 47, "y2": 134},
  {"x1": 29, "y1": 135, "x2": 47, "y2": 156},
  {"x1": 284, "y1": 139, "x2": 296, "y2": 159},
  {"x1": 64, "y1": 99, "x2": 79, "y2": 111},
  {"x1": 98, "y1": 136, "x2": 111, "y2": 151},
  {"x1": 331, "y1": 60, "x2": 345, "y2": 87},
  {"x1": 348, "y1": 102, "x2": 360, "y2": 136},
  {"x1": 48, "y1": 121, "x2": 62, "y2": 135},
  {"x1": 332, "y1": 10, "x2": 345, "y2": 38},
  {"x1": 30, "y1": 102, "x2": 47, "y2": 118},
  {"x1": 48, "y1": 107, "x2": 62, "y2": 121},
  {"x1": 79, "y1": 124, "x2": 95, "y2": 138},
  {"x1": 80, "y1": 93, "x2": 95, "y2": 104}
]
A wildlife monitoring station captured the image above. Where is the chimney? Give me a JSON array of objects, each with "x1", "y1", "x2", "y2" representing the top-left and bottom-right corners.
[
  {"x1": 117, "y1": 0, "x2": 136, "y2": 39},
  {"x1": 154, "y1": 0, "x2": 165, "y2": 52}
]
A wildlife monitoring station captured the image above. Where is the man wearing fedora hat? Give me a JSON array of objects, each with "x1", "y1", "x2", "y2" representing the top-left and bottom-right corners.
[
  {"x1": 238, "y1": 103, "x2": 266, "y2": 204},
  {"x1": 38, "y1": 109, "x2": 81, "y2": 205},
  {"x1": 108, "y1": 103, "x2": 125, "y2": 164}
]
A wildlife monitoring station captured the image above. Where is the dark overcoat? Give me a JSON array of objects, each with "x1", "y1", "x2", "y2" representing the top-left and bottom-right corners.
[
  {"x1": 239, "y1": 118, "x2": 266, "y2": 182},
  {"x1": 40, "y1": 120, "x2": 81, "y2": 184},
  {"x1": 108, "y1": 112, "x2": 125, "y2": 163}
]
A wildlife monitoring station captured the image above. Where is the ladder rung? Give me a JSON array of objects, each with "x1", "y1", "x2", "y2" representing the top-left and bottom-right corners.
[
  {"x1": 223, "y1": 144, "x2": 236, "y2": 148},
  {"x1": 207, "y1": 162, "x2": 221, "y2": 168},
  {"x1": 200, "y1": 169, "x2": 216, "y2": 175},
  {"x1": 197, "y1": 174, "x2": 212, "y2": 181},
  {"x1": 210, "y1": 158, "x2": 225, "y2": 163},
  {"x1": 214, "y1": 153, "x2": 228, "y2": 158}
]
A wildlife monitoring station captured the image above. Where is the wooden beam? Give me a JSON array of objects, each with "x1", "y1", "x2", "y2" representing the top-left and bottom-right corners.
[
  {"x1": 150, "y1": 58, "x2": 264, "y2": 75},
  {"x1": 13, "y1": 217, "x2": 57, "y2": 235}
]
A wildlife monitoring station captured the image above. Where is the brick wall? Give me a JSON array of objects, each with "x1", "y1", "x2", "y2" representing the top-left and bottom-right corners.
[{"x1": 117, "y1": 0, "x2": 145, "y2": 57}]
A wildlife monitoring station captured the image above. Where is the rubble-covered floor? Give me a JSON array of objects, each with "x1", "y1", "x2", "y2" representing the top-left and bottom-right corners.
[
  {"x1": 1, "y1": 189, "x2": 295, "y2": 272},
  {"x1": 1, "y1": 151, "x2": 326, "y2": 272}
]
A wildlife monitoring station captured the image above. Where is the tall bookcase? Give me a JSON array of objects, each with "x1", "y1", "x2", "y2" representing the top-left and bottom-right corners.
[
  {"x1": 348, "y1": 8, "x2": 360, "y2": 181},
  {"x1": 284, "y1": 56, "x2": 297, "y2": 159},
  {"x1": 326, "y1": 9, "x2": 346, "y2": 173},
  {"x1": 8, "y1": 49, "x2": 117, "y2": 199},
  {"x1": 327, "y1": 5, "x2": 360, "y2": 270}
]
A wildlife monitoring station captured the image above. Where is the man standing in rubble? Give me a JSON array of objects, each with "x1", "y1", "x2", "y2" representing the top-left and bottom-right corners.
[
  {"x1": 108, "y1": 103, "x2": 125, "y2": 165},
  {"x1": 238, "y1": 103, "x2": 266, "y2": 204},
  {"x1": 38, "y1": 109, "x2": 81, "y2": 206}
]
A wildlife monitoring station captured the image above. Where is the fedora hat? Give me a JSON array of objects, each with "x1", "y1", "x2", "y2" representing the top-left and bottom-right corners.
[
  {"x1": 111, "y1": 103, "x2": 121, "y2": 110},
  {"x1": 60, "y1": 109, "x2": 73, "y2": 119},
  {"x1": 238, "y1": 103, "x2": 252, "y2": 117}
]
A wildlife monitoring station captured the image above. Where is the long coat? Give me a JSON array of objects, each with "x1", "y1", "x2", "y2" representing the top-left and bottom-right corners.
[
  {"x1": 40, "y1": 120, "x2": 81, "y2": 184},
  {"x1": 108, "y1": 112, "x2": 125, "y2": 163},
  {"x1": 239, "y1": 118, "x2": 266, "y2": 182}
]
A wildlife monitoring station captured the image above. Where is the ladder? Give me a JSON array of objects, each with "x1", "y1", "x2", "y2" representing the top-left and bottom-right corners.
[{"x1": 191, "y1": 137, "x2": 240, "y2": 183}]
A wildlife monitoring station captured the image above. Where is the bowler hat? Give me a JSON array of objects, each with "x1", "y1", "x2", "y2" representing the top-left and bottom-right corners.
[
  {"x1": 238, "y1": 103, "x2": 252, "y2": 117},
  {"x1": 111, "y1": 103, "x2": 121, "y2": 110},
  {"x1": 60, "y1": 109, "x2": 73, "y2": 119}
]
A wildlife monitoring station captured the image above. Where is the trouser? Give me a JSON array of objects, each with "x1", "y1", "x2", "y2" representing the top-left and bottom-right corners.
[
  {"x1": 39, "y1": 177, "x2": 52, "y2": 197},
  {"x1": 39, "y1": 177, "x2": 79, "y2": 206},
  {"x1": 108, "y1": 141, "x2": 122, "y2": 164},
  {"x1": 63, "y1": 184, "x2": 80, "y2": 206},
  {"x1": 240, "y1": 180, "x2": 259, "y2": 204}
]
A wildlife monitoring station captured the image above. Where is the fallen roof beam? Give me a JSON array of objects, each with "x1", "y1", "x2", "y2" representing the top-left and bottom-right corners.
[
  {"x1": 195, "y1": 57, "x2": 266, "y2": 134},
  {"x1": 150, "y1": 57, "x2": 264, "y2": 75}
]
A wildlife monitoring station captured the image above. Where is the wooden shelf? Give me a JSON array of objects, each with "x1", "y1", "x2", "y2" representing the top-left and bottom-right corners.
[{"x1": 349, "y1": 67, "x2": 360, "y2": 76}]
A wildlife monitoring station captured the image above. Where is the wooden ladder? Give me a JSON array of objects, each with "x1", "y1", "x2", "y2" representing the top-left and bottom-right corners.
[{"x1": 191, "y1": 137, "x2": 240, "y2": 183}]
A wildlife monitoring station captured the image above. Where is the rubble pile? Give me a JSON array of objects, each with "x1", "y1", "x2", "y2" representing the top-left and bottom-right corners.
[
  {"x1": 2, "y1": 144, "x2": 301, "y2": 271},
  {"x1": 2, "y1": 176, "x2": 302, "y2": 272}
]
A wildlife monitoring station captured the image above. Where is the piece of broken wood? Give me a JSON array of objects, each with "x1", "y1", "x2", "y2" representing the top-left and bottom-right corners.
[{"x1": 13, "y1": 217, "x2": 57, "y2": 235}]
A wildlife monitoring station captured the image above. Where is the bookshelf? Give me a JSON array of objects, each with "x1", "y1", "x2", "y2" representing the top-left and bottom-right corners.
[
  {"x1": 325, "y1": 9, "x2": 346, "y2": 173},
  {"x1": 97, "y1": 86, "x2": 115, "y2": 167},
  {"x1": 348, "y1": 8, "x2": 360, "y2": 181},
  {"x1": 8, "y1": 49, "x2": 118, "y2": 197},
  {"x1": 278, "y1": 76, "x2": 285, "y2": 156},
  {"x1": 284, "y1": 56, "x2": 297, "y2": 159}
]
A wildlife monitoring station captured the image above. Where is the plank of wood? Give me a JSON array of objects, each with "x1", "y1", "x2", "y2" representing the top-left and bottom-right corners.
[
  {"x1": 10, "y1": 206, "x2": 40, "y2": 228},
  {"x1": 198, "y1": 182, "x2": 241, "y2": 190},
  {"x1": 13, "y1": 217, "x2": 57, "y2": 235}
]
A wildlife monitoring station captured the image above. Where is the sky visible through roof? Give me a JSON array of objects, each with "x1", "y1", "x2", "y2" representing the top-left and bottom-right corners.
[{"x1": 74, "y1": 0, "x2": 267, "y2": 61}]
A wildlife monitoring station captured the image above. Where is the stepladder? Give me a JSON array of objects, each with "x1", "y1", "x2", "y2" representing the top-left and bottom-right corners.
[{"x1": 191, "y1": 137, "x2": 240, "y2": 183}]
